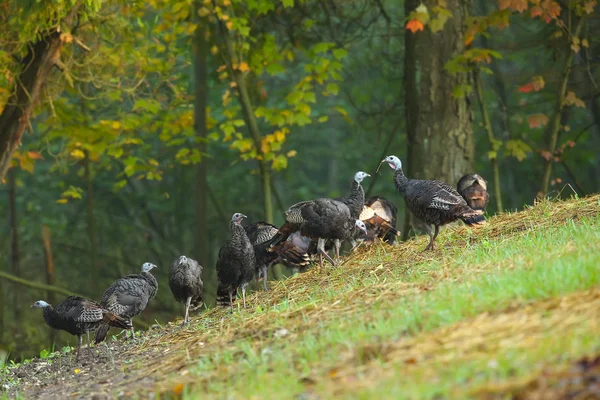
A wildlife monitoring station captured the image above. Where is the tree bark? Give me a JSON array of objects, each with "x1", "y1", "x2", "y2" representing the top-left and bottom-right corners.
[
  {"x1": 403, "y1": 0, "x2": 474, "y2": 236},
  {"x1": 0, "y1": 3, "x2": 82, "y2": 181},
  {"x1": 539, "y1": 18, "x2": 584, "y2": 198}
]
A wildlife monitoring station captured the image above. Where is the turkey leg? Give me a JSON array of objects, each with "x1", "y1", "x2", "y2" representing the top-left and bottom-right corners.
[
  {"x1": 424, "y1": 225, "x2": 440, "y2": 251},
  {"x1": 86, "y1": 331, "x2": 93, "y2": 357},
  {"x1": 75, "y1": 335, "x2": 83, "y2": 362},
  {"x1": 262, "y1": 265, "x2": 269, "y2": 292},
  {"x1": 333, "y1": 239, "x2": 341, "y2": 264},
  {"x1": 241, "y1": 286, "x2": 247, "y2": 309},
  {"x1": 183, "y1": 296, "x2": 192, "y2": 326},
  {"x1": 317, "y1": 238, "x2": 336, "y2": 266},
  {"x1": 228, "y1": 290, "x2": 234, "y2": 311}
]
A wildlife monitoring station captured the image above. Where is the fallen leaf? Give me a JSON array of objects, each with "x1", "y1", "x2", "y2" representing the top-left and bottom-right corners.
[{"x1": 173, "y1": 383, "x2": 184, "y2": 395}]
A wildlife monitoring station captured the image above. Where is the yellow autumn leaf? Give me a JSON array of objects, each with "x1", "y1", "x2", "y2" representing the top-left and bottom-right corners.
[
  {"x1": 225, "y1": 20, "x2": 233, "y2": 30},
  {"x1": 74, "y1": 369, "x2": 81, "y2": 374},
  {"x1": 286, "y1": 150, "x2": 297, "y2": 157},
  {"x1": 238, "y1": 62, "x2": 250, "y2": 72},
  {"x1": 70, "y1": 149, "x2": 85, "y2": 159},
  {"x1": 111, "y1": 121, "x2": 121, "y2": 130},
  {"x1": 56, "y1": 199, "x2": 68, "y2": 204},
  {"x1": 210, "y1": 45, "x2": 219, "y2": 55}
]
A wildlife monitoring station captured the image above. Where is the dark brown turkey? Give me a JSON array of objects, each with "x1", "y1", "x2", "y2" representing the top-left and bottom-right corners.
[
  {"x1": 32, "y1": 296, "x2": 131, "y2": 360},
  {"x1": 382, "y1": 155, "x2": 485, "y2": 251},
  {"x1": 457, "y1": 173, "x2": 489, "y2": 212}
]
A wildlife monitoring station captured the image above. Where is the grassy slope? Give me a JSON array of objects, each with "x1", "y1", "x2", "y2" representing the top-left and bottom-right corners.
[{"x1": 4, "y1": 195, "x2": 600, "y2": 399}]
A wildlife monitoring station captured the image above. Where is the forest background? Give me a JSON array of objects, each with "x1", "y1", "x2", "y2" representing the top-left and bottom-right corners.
[{"x1": 0, "y1": 0, "x2": 598, "y2": 361}]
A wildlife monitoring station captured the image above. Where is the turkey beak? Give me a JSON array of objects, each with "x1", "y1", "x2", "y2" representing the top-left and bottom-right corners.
[
  {"x1": 365, "y1": 173, "x2": 371, "y2": 178},
  {"x1": 241, "y1": 214, "x2": 248, "y2": 219}
]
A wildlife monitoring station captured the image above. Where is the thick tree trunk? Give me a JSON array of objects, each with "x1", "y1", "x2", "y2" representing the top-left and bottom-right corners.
[
  {"x1": 0, "y1": 3, "x2": 81, "y2": 181},
  {"x1": 403, "y1": 0, "x2": 474, "y2": 235}
]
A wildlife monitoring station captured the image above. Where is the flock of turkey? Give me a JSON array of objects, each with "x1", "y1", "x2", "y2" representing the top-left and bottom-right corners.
[{"x1": 31, "y1": 156, "x2": 489, "y2": 361}]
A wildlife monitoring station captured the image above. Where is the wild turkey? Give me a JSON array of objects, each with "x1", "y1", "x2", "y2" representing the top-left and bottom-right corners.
[
  {"x1": 333, "y1": 171, "x2": 370, "y2": 259},
  {"x1": 359, "y1": 196, "x2": 400, "y2": 244},
  {"x1": 31, "y1": 296, "x2": 131, "y2": 360},
  {"x1": 382, "y1": 155, "x2": 485, "y2": 251},
  {"x1": 268, "y1": 197, "x2": 368, "y2": 268},
  {"x1": 94, "y1": 262, "x2": 158, "y2": 343},
  {"x1": 244, "y1": 221, "x2": 310, "y2": 291},
  {"x1": 169, "y1": 255, "x2": 203, "y2": 325},
  {"x1": 216, "y1": 213, "x2": 256, "y2": 309},
  {"x1": 457, "y1": 173, "x2": 489, "y2": 212}
]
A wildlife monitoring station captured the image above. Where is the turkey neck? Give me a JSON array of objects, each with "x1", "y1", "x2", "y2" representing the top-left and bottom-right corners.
[
  {"x1": 393, "y1": 169, "x2": 409, "y2": 195},
  {"x1": 42, "y1": 306, "x2": 57, "y2": 326},
  {"x1": 345, "y1": 180, "x2": 365, "y2": 218},
  {"x1": 230, "y1": 221, "x2": 250, "y2": 246},
  {"x1": 141, "y1": 271, "x2": 158, "y2": 290}
]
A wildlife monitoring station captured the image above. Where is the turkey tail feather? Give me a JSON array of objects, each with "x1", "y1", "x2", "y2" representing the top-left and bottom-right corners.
[
  {"x1": 95, "y1": 313, "x2": 131, "y2": 344},
  {"x1": 267, "y1": 222, "x2": 295, "y2": 251},
  {"x1": 460, "y1": 210, "x2": 486, "y2": 226},
  {"x1": 216, "y1": 284, "x2": 234, "y2": 307},
  {"x1": 273, "y1": 242, "x2": 310, "y2": 267},
  {"x1": 94, "y1": 325, "x2": 110, "y2": 344}
]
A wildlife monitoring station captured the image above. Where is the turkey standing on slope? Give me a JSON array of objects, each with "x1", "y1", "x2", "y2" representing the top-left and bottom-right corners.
[
  {"x1": 268, "y1": 197, "x2": 368, "y2": 268},
  {"x1": 457, "y1": 173, "x2": 489, "y2": 212},
  {"x1": 245, "y1": 221, "x2": 310, "y2": 291},
  {"x1": 32, "y1": 296, "x2": 131, "y2": 360},
  {"x1": 216, "y1": 213, "x2": 256, "y2": 309},
  {"x1": 333, "y1": 171, "x2": 370, "y2": 259},
  {"x1": 169, "y1": 255, "x2": 203, "y2": 325},
  {"x1": 359, "y1": 196, "x2": 400, "y2": 244},
  {"x1": 94, "y1": 262, "x2": 158, "y2": 343},
  {"x1": 381, "y1": 155, "x2": 485, "y2": 251}
]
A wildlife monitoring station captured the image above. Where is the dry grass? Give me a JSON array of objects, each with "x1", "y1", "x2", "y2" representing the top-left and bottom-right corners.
[
  {"x1": 5, "y1": 193, "x2": 600, "y2": 399},
  {"x1": 127, "y1": 194, "x2": 600, "y2": 394}
]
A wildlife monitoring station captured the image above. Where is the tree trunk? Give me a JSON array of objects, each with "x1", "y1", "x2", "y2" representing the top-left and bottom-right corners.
[
  {"x1": 539, "y1": 18, "x2": 584, "y2": 198},
  {"x1": 403, "y1": 0, "x2": 474, "y2": 236},
  {"x1": 0, "y1": 3, "x2": 82, "y2": 181},
  {"x1": 217, "y1": 17, "x2": 274, "y2": 223},
  {"x1": 41, "y1": 225, "x2": 56, "y2": 344},
  {"x1": 8, "y1": 168, "x2": 21, "y2": 319},
  {"x1": 474, "y1": 69, "x2": 503, "y2": 213},
  {"x1": 84, "y1": 149, "x2": 98, "y2": 269},
  {"x1": 193, "y1": 11, "x2": 214, "y2": 303}
]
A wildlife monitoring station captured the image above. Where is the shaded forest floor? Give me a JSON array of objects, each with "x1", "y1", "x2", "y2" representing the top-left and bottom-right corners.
[{"x1": 2, "y1": 194, "x2": 600, "y2": 399}]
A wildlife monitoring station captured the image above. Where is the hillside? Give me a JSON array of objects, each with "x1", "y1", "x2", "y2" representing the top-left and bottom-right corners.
[{"x1": 2, "y1": 194, "x2": 600, "y2": 400}]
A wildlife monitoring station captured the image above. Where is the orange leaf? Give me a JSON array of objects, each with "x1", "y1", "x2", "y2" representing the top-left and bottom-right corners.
[
  {"x1": 540, "y1": 150, "x2": 552, "y2": 161},
  {"x1": 27, "y1": 151, "x2": 44, "y2": 160},
  {"x1": 405, "y1": 19, "x2": 424, "y2": 33},
  {"x1": 528, "y1": 114, "x2": 548, "y2": 129},
  {"x1": 518, "y1": 83, "x2": 534, "y2": 93},
  {"x1": 173, "y1": 383, "x2": 184, "y2": 395}
]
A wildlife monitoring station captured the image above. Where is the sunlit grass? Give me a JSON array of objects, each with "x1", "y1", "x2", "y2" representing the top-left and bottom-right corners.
[{"x1": 183, "y1": 216, "x2": 600, "y2": 399}]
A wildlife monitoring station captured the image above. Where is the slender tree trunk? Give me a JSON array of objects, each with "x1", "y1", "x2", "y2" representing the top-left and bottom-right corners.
[
  {"x1": 192, "y1": 10, "x2": 215, "y2": 304},
  {"x1": 217, "y1": 17, "x2": 273, "y2": 223},
  {"x1": 474, "y1": 69, "x2": 503, "y2": 213},
  {"x1": 539, "y1": 18, "x2": 584, "y2": 198},
  {"x1": 8, "y1": 169, "x2": 21, "y2": 319},
  {"x1": 0, "y1": 3, "x2": 82, "y2": 181},
  {"x1": 84, "y1": 149, "x2": 98, "y2": 269},
  {"x1": 41, "y1": 225, "x2": 56, "y2": 344},
  {"x1": 403, "y1": 0, "x2": 474, "y2": 236}
]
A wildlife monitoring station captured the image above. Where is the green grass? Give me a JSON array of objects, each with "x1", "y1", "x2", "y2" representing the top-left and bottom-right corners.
[
  {"x1": 4, "y1": 197, "x2": 600, "y2": 400},
  {"x1": 183, "y1": 216, "x2": 600, "y2": 399}
]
